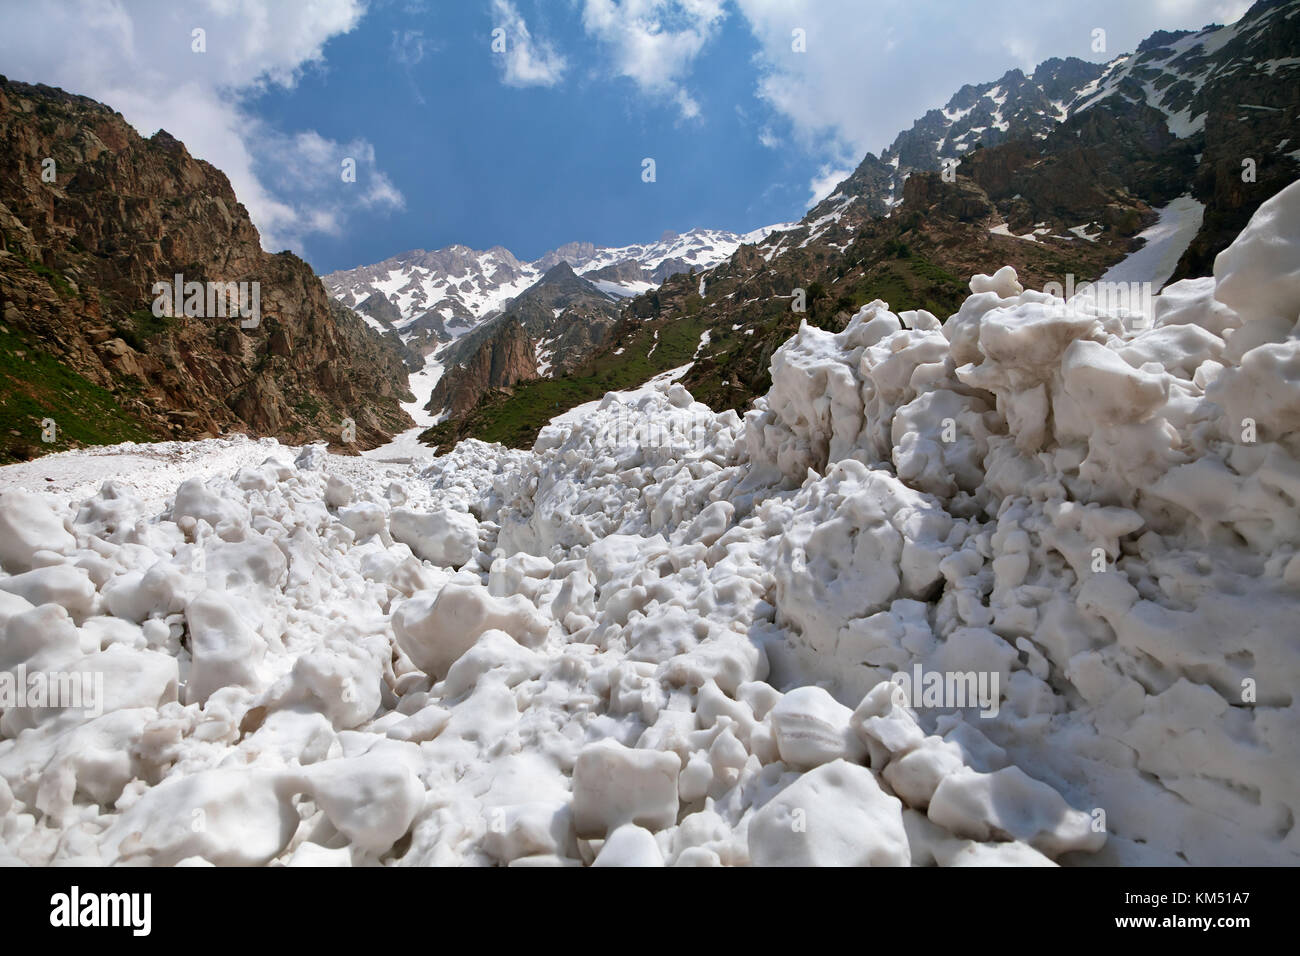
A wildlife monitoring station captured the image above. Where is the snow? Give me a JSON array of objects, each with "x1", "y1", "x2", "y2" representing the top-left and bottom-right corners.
[
  {"x1": 362, "y1": 352, "x2": 446, "y2": 464},
  {"x1": 1099, "y1": 194, "x2": 1205, "y2": 291},
  {"x1": 591, "y1": 278, "x2": 654, "y2": 299},
  {"x1": 1259, "y1": 56, "x2": 1300, "y2": 75},
  {"x1": 693, "y1": 329, "x2": 711, "y2": 359},
  {"x1": 989, "y1": 223, "x2": 1041, "y2": 243},
  {"x1": 356, "y1": 312, "x2": 387, "y2": 333},
  {"x1": 3, "y1": 181, "x2": 1300, "y2": 866},
  {"x1": 533, "y1": 336, "x2": 559, "y2": 379},
  {"x1": 326, "y1": 225, "x2": 791, "y2": 352}
]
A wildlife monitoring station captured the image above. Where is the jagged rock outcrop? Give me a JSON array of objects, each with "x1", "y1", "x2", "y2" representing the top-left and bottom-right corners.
[
  {"x1": 356, "y1": 292, "x2": 402, "y2": 329},
  {"x1": 0, "y1": 78, "x2": 414, "y2": 460},
  {"x1": 584, "y1": 259, "x2": 645, "y2": 285},
  {"x1": 425, "y1": 316, "x2": 536, "y2": 421}
]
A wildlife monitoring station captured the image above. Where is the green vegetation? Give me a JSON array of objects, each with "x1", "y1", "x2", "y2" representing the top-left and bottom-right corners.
[
  {"x1": 840, "y1": 252, "x2": 969, "y2": 320},
  {"x1": 0, "y1": 325, "x2": 155, "y2": 463},
  {"x1": 293, "y1": 394, "x2": 324, "y2": 422},
  {"x1": 113, "y1": 309, "x2": 180, "y2": 351},
  {"x1": 422, "y1": 313, "x2": 709, "y2": 449},
  {"x1": 17, "y1": 255, "x2": 76, "y2": 299}
]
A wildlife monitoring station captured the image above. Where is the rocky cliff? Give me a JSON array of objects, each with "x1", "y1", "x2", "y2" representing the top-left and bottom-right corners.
[
  {"x1": 0, "y1": 78, "x2": 414, "y2": 462},
  {"x1": 425, "y1": 316, "x2": 537, "y2": 421}
]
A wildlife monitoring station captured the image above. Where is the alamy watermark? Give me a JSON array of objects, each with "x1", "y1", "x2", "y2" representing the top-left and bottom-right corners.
[
  {"x1": 50, "y1": 886, "x2": 151, "y2": 936},
  {"x1": 585, "y1": 407, "x2": 714, "y2": 453},
  {"x1": 890, "y1": 665, "x2": 1000, "y2": 718},
  {"x1": 1043, "y1": 275, "x2": 1154, "y2": 328},
  {"x1": 151, "y1": 273, "x2": 260, "y2": 328},
  {"x1": 0, "y1": 665, "x2": 104, "y2": 718}
]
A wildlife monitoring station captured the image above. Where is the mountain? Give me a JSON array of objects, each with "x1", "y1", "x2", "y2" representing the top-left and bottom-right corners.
[
  {"x1": 322, "y1": 225, "x2": 779, "y2": 348},
  {"x1": 322, "y1": 225, "x2": 787, "y2": 427},
  {"x1": 0, "y1": 78, "x2": 415, "y2": 463},
  {"x1": 422, "y1": 0, "x2": 1300, "y2": 452},
  {"x1": 809, "y1": 0, "x2": 1300, "y2": 266}
]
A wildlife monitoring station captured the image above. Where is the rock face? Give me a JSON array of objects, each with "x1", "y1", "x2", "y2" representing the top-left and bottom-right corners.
[
  {"x1": 426, "y1": 317, "x2": 537, "y2": 421},
  {"x1": 817, "y1": 0, "x2": 1300, "y2": 280},
  {"x1": 491, "y1": 262, "x2": 621, "y2": 375},
  {"x1": 0, "y1": 78, "x2": 414, "y2": 461}
]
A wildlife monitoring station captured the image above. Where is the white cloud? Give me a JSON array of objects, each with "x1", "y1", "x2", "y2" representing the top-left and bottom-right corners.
[
  {"x1": 808, "y1": 164, "x2": 852, "y2": 206},
  {"x1": 261, "y1": 131, "x2": 405, "y2": 238},
  {"x1": 391, "y1": 29, "x2": 427, "y2": 66},
  {"x1": 491, "y1": 0, "x2": 568, "y2": 88},
  {"x1": 0, "y1": 0, "x2": 400, "y2": 253},
  {"x1": 580, "y1": 0, "x2": 727, "y2": 118},
  {"x1": 735, "y1": 0, "x2": 1257, "y2": 169}
]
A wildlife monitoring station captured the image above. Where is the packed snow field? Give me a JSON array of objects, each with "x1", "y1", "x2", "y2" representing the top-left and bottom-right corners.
[{"x1": 2, "y1": 183, "x2": 1298, "y2": 867}]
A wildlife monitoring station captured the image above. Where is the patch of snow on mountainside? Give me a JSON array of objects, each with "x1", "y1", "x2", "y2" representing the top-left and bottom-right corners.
[
  {"x1": 3, "y1": 180, "x2": 1299, "y2": 867},
  {"x1": 1099, "y1": 194, "x2": 1205, "y2": 290},
  {"x1": 361, "y1": 355, "x2": 447, "y2": 464},
  {"x1": 591, "y1": 278, "x2": 655, "y2": 299},
  {"x1": 323, "y1": 224, "x2": 790, "y2": 339}
]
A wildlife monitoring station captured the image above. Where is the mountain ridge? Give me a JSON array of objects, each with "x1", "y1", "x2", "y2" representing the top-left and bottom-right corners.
[
  {"x1": 0, "y1": 77, "x2": 415, "y2": 463},
  {"x1": 418, "y1": 0, "x2": 1300, "y2": 453}
]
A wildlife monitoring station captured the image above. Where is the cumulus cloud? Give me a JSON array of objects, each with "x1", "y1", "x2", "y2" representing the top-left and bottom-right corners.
[
  {"x1": 0, "y1": 0, "x2": 401, "y2": 253},
  {"x1": 808, "y1": 165, "x2": 852, "y2": 206},
  {"x1": 580, "y1": 0, "x2": 727, "y2": 118},
  {"x1": 491, "y1": 0, "x2": 568, "y2": 88},
  {"x1": 735, "y1": 0, "x2": 1257, "y2": 197},
  {"x1": 260, "y1": 131, "x2": 405, "y2": 237}
]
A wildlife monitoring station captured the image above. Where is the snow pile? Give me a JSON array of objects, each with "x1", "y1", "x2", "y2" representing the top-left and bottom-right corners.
[{"x1": 2, "y1": 181, "x2": 1299, "y2": 866}]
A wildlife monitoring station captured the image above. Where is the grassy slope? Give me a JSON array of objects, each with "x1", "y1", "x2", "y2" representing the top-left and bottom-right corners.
[
  {"x1": 421, "y1": 311, "x2": 710, "y2": 449},
  {"x1": 422, "y1": 247, "x2": 973, "y2": 450},
  {"x1": 0, "y1": 324, "x2": 156, "y2": 464}
]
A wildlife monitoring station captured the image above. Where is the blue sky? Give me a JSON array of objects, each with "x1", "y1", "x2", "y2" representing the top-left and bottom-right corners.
[
  {"x1": 0, "y1": 0, "x2": 1255, "y2": 274},
  {"x1": 250, "y1": 1, "x2": 809, "y2": 269}
]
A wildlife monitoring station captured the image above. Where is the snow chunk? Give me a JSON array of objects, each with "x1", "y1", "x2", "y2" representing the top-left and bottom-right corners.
[
  {"x1": 184, "y1": 591, "x2": 267, "y2": 704},
  {"x1": 392, "y1": 583, "x2": 548, "y2": 679},
  {"x1": 1214, "y1": 179, "x2": 1300, "y2": 325},
  {"x1": 769, "y1": 686, "x2": 865, "y2": 769},
  {"x1": 928, "y1": 766, "x2": 1105, "y2": 858},
  {"x1": 747, "y1": 760, "x2": 909, "y2": 866},
  {"x1": 572, "y1": 740, "x2": 680, "y2": 837},
  {"x1": 969, "y1": 265, "x2": 1024, "y2": 298},
  {"x1": 390, "y1": 508, "x2": 478, "y2": 568},
  {"x1": 592, "y1": 823, "x2": 665, "y2": 867},
  {"x1": 0, "y1": 489, "x2": 74, "y2": 572}
]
